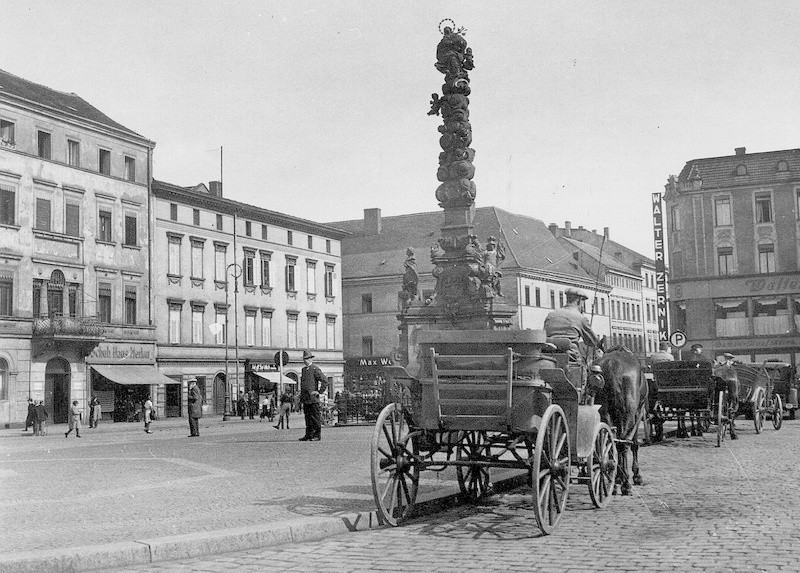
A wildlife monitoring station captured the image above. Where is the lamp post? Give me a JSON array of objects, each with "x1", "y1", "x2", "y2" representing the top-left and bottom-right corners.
[{"x1": 223, "y1": 261, "x2": 242, "y2": 421}]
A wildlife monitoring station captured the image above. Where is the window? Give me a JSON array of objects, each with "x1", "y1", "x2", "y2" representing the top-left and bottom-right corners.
[
  {"x1": 68, "y1": 140, "x2": 80, "y2": 167},
  {"x1": 37, "y1": 131, "x2": 51, "y2": 159},
  {"x1": 64, "y1": 203, "x2": 80, "y2": 237},
  {"x1": 0, "y1": 119, "x2": 14, "y2": 145},
  {"x1": 98, "y1": 283, "x2": 112, "y2": 323},
  {"x1": 559, "y1": 291, "x2": 564, "y2": 308},
  {"x1": 287, "y1": 230, "x2": 293, "y2": 246},
  {"x1": 245, "y1": 221, "x2": 252, "y2": 237},
  {"x1": 362, "y1": 336, "x2": 373, "y2": 356},
  {"x1": 755, "y1": 192, "x2": 773, "y2": 223},
  {"x1": 715, "y1": 196, "x2": 731, "y2": 226},
  {"x1": 261, "y1": 313, "x2": 272, "y2": 346},
  {"x1": 215, "y1": 310, "x2": 227, "y2": 344},
  {"x1": 670, "y1": 205, "x2": 681, "y2": 231},
  {"x1": 362, "y1": 293, "x2": 373, "y2": 313},
  {"x1": 524, "y1": 285, "x2": 530, "y2": 306},
  {"x1": 98, "y1": 149, "x2": 111, "y2": 175},
  {"x1": 307, "y1": 235, "x2": 313, "y2": 249},
  {"x1": 600, "y1": 298, "x2": 606, "y2": 316},
  {"x1": 0, "y1": 278, "x2": 12, "y2": 316},
  {"x1": 193, "y1": 209, "x2": 200, "y2": 226},
  {"x1": 35, "y1": 198, "x2": 51, "y2": 231},
  {"x1": 758, "y1": 243, "x2": 775, "y2": 274},
  {"x1": 261, "y1": 224, "x2": 268, "y2": 240},
  {"x1": 326, "y1": 239, "x2": 331, "y2": 254},
  {"x1": 285, "y1": 257, "x2": 296, "y2": 291},
  {"x1": 124, "y1": 286, "x2": 137, "y2": 324},
  {"x1": 535, "y1": 287, "x2": 541, "y2": 307},
  {"x1": 736, "y1": 164, "x2": 747, "y2": 176},
  {"x1": 124, "y1": 157, "x2": 135, "y2": 182},
  {"x1": 287, "y1": 314, "x2": 298, "y2": 349},
  {"x1": 168, "y1": 236, "x2": 182, "y2": 275},
  {"x1": 326, "y1": 317, "x2": 336, "y2": 349},
  {"x1": 98, "y1": 210, "x2": 112, "y2": 242},
  {"x1": 550, "y1": 290, "x2": 555, "y2": 309},
  {"x1": 306, "y1": 261, "x2": 316, "y2": 294},
  {"x1": 244, "y1": 250, "x2": 255, "y2": 286},
  {"x1": 715, "y1": 299, "x2": 749, "y2": 337},
  {"x1": 753, "y1": 297, "x2": 790, "y2": 336},
  {"x1": 215, "y1": 244, "x2": 227, "y2": 281},
  {"x1": 778, "y1": 160, "x2": 789, "y2": 172},
  {"x1": 216, "y1": 214, "x2": 223, "y2": 230},
  {"x1": 307, "y1": 315, "x2": 317, "y2": 349},
  {"x1": 169, "y1": 203, "x2": 178, "y2": 221},
  {"x1": 192, "y1": 307, "x2": 204, "y2": 344},
  {"x1": 324, "y1": 264, "x2": 334, "y2": 298},
  {"x1": 717, "y1": 246, "x2": 733, "y2": 275},
  {"x1": 260, "y1": 253, "x2": 271, "y2": 287},
  {"x1": 245, "y1": 312, "x2": 256, "y2": 346},
  {"x1": 169, "y1": 305, "x2": 181, "y2": 343},
  {"x1": 191, "y1": 241, "x2": 204, "y2": 278},
  {"x1": 32, "y1": 281, "x2": 42, "y2": 317},
  {"x1": 124, "y1": 215, "x2": 137, "y2": 246},
  {"x1": 0, "y1": 185, "x2": 15, "y2": 225},
  {"x1": 0, "y1": 358, "x2": 7, "y2": 400}
]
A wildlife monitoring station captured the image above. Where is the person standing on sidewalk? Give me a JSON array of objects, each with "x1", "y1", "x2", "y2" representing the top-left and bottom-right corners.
[
  {"x1": 33, "y1": 400, "x2": 48, "y2": 436},
  {"x1": 89, "y1": 396, "x2": 102, "y2": 428},
  {"x1": 64, "y1": 400, "x2": 82, "y2": 438},
  {"x1": 23, "y1": 397, "x2": 34, "y2": 432},
  {"x1": 237, "y1": 391, "x2": 246, "y2": 420},
  {"x1": 298, "y1": 350, "x2": 327, "y2": 441},
  {"x1": 274, "y1": 391, "x2": 291, "y2": 429},
  {"x1": 143, "y1": 395, "x2": 154, "y2": 434},
  {"x1": 187, "y1": 379, "x2": 202, "y2": 437}
]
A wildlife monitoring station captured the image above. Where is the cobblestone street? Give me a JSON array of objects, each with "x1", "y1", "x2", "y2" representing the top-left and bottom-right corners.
[{"x1": 97, "y1": 419, "x2": 800, "y2": 572}]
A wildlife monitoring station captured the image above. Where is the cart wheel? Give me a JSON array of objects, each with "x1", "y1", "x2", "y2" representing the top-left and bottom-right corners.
[
  {"x1": 532, "y1": 405, "x2": 571, "y2": 535},
  {"x1": 371, "y1": 403, "x2": 419, "y2": 526},
  {"x1": 716, "y1": 391, "x2": 728, "y2": 448},
  {"x1": 772, "y1": 395, "x2": 783, "y2": 431},
  {"x1": 753, "y1": 389, "x2": 764, "y2": 434},
  {"x1": 588, "y1": 422, "x2": 617, "y2": 509},
  {"x1": 456, "y1": 431, "x2": 491, "y2": 502}
]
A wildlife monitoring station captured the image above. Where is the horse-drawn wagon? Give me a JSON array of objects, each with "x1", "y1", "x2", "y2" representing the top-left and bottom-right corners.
[
  {"x1": 733, "y1": 362, "x2": 785, "y2": 432},
  {"x1": 370, "y1": 329, "x2": 620, "y2": 534}
]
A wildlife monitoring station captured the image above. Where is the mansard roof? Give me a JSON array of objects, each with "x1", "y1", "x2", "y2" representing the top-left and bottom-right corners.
[{"x1": 677, "y1": 148, "x2": 800, "y2": 190}]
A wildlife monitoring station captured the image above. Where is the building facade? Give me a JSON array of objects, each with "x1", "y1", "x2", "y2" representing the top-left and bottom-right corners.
[
  {"x1": 151, "y1": 180, "x2": 348, "y2": 414},
  {"x1": 329, "y1": 207, "x2": 611, "y2": 364},
  {"x1": 0, "y1": 69, "x2": 161, "y2": 426},
  {"x1": 665, "y1": 147, "x2": 800, "y2": 365}
]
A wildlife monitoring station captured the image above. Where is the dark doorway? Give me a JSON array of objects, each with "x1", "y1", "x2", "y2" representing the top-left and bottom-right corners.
[
  {"x1": 45, "y1": 357, "x2": 70, "y2": 424},
  {"x1": 214, "y1": 373, "x2": 226, "y2": 415},
  {"x1": 165, "y1": 384, "x2": 181, "y2": 418}
]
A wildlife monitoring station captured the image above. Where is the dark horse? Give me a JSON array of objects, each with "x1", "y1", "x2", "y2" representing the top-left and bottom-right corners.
[{"x1": 595, "y1": 349, "x2": 648, "y2": 495}]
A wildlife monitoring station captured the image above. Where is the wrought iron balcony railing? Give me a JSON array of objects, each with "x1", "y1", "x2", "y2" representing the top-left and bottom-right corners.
[{"x1": 32, "y1": 314, "x2": 105, "y2": 338}]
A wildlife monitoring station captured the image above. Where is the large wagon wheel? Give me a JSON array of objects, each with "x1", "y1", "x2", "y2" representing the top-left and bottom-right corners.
[
  {"x1": 753, "y1": 388, "x2": 764, "y2": 434},
  {"x1": 456, "y1": 430, "x2": 491, "y2": 502},
  {"x1": 716, "y1": 390, "x2": 729, "y2": 448},
  {"x1": 371, "y1": 403, "x2": 419, "y2": 526},
  {"x1": 587, "y1": 422, "x2": 617, "y2": 509},
  {"x1": 772, "y1": 395, "x2": 783, "y2": 430},
  {"x1": 531, "y1": 405, "x2": 571, "y2": 535}
]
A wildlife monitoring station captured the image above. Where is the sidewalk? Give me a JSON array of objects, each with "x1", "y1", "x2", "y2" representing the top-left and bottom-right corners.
[{"x1": 0, "y1": 415, "x2": 522, "y2": 572}]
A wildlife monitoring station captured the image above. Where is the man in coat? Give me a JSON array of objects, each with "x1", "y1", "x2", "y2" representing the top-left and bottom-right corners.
[
  {"x1": 298, "y1": 350, "x2": 327, "y2": 441},
  {"x1": 187, "y1": 378, "x2": 203, "y2": 437},
  {"x1": 690, "y1": 343, "x2": 711, "y2": 363},
  {"x1": 544, "y1": 287, "x2": 601, "y2": 363},
  {"x1": 24, "y1": 397, "x2": 34, "y2": 432},
  {"x1": 649, "y1": 342, "x2": 675, "y2": 366}
]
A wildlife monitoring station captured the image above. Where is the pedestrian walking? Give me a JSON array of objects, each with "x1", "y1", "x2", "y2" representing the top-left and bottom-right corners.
[
  {"x1": 237, "y1": 391, "x2": 246, "y2": 420},
  {"x1": 89, "y1": 396, "x2": 102, "y2": 428},
  {"x1": 23, "y1": 397, "x2": 34, "y2": 432},
  {"x1": 33, "y1": 400, "x2": 48, "y2": 436},
  {"x1": 187, "y1": 379, "x2": 203, "y2": 437},
  {"x1": 143, "y1": 395, "x2": 154, "y2": 434},
  {"x1": 248, "y1": 391, "x2": 257, "y2": 420},
  {"x1": 274, "y1": 391, "x2": 291, "y2": 429},
  {"x1": 298, "y1": 350, "x2": 327, "y2": 442},
  {"x1": 64, "y1": 400, "x2": 82, "y2": 438}
]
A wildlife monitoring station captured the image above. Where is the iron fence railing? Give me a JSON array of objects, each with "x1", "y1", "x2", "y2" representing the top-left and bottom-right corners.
[{"x1": 32, "y1": 314, "x2": 105, "y2": 337}]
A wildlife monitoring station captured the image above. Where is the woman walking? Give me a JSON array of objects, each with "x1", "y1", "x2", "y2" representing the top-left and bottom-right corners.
[
  {"x1": 64, "y1": 400, "x2": 82, "y2": 438},
  {"x1": 143, "y1": 395, "x2": 154, "y2": 434}
]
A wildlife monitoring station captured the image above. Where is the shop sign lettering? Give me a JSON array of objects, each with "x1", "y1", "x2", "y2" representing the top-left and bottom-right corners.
[
  {"x1": 745, "y1": 277, "x2": 800, "y2": 294},
  {"x1": 89, "y1": 345, "x2": 152, "y2": 360}
]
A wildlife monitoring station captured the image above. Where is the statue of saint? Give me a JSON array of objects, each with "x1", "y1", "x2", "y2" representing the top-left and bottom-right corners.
[{"x1": 402, "y1": 248, "x2": 419, "y2": 301}]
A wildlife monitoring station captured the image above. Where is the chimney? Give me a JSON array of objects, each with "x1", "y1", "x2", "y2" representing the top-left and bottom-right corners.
[
  {"x1": 735, "y1": 147, "x2": 746, "y2": 156},
  {"x1": 209, "y1": 181, "x2": 222, "y2": 197},
  {"x1": 603, "y1": 227, "x2": 609, "y2": 239},
  {"x1": 548, "y1": 223, "x2": 558, "y2": 237},
  {"x1": 564, "y1": 221, "x2": 572, "y2": 237},
  {"x1": 364, "y1": 208, "x2": 382, "y2": 235}
]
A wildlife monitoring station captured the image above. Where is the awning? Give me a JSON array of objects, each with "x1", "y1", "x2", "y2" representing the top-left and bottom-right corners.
[
  {"x1": 91, "y1": 364, "x2": 177, "y2": 386},
  {"x1": 252, "y1": 371, "x2": 296, "y2": 385}
]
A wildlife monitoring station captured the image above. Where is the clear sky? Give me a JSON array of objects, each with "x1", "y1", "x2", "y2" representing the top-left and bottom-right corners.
[{"x1": 4, "y1": 1, "x2": 800, "y2": 257}]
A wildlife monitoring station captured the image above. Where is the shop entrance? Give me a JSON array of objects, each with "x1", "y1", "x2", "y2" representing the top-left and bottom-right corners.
[
  {"x1": 165, "y1": 384, "x2": 182, "y2": 418},
  {"x1": 45, "y1": 357, "x2": 71, "y2": 424},
  {"x1": 214, "y1": 373, "x2": 226, "y2": 414}
]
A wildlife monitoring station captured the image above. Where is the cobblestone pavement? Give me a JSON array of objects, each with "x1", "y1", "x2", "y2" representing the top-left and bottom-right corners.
[{"x1": 107, "y1": 420, "x2": 800, "y2": 572}]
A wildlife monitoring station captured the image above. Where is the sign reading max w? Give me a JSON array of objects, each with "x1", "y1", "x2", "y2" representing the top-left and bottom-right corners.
[{"x1": 652, "y1": 192, "x2": 669, "y2": 342}]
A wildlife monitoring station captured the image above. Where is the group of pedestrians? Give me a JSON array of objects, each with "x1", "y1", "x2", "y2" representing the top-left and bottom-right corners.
[{"x1": 23, "y1": 398, "x2": 49, "y2": 436}]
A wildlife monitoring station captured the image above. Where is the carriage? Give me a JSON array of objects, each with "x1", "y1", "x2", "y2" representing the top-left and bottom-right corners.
[
  {"x1": 649, "y1": 360, "x2": 736, "y2": 447},
  {"x1": 370, "y1": 329, "x2": 619, "y2": 535},
  {"x1": 733, "y1": 362, "x2": 785, "y2": 432}
]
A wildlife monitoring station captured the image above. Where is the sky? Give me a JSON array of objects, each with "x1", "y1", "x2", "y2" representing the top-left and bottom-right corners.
[{"x1": 4, "y1": 1, "x2": 800, "y2": 258}]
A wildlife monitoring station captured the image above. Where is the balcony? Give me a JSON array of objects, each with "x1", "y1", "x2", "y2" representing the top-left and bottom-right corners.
[{"x1": 31, "y1": 314, "x2": 105, "y2": 356}]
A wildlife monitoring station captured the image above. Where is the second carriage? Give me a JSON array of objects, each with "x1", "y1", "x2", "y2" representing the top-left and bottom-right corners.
[{"x1": 370, "y1": 329, "x2": 619, "y2": 535}]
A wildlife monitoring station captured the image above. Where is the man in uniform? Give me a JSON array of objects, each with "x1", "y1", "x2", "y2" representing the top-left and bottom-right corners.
[
  {"x1": 544, "y1": 287, "x2": 601, "y2": 363},
  {"x1": 298, "y1": 350, "x2": 328, "y2": 442}
]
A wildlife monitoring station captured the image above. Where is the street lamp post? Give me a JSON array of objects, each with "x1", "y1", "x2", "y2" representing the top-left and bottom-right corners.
[{"x1": 223, "y1": 261, "x2": 242, "y2": 421}]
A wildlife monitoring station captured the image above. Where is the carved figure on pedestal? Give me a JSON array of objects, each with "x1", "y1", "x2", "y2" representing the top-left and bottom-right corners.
[{"x1": 400, "y1": 248, "x2": 420, "y2": 306}]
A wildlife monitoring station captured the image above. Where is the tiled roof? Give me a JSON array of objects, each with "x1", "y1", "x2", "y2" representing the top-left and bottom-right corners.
[
  {"x1": 329, "y1": 207, "x2": 592, "y2": 281},
  {"x1": 567, "y1": 228, "x2": 655, "y2": 269},
  {"x1": 0, "y1": 69, "x2": 144, "y2": 139},
  {"x1": 677, "y1": 148, "x2": 800, "y2": 190},
  {"x1": 560, "y1": 237, "x2": 637, "y2": 276}
]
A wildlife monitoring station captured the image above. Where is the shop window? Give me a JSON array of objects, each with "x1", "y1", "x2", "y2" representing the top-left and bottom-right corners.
[
  {"x1": 715, "y1": 299, "x2": 748, "y2": 337},
  {"x1": 753, "y1": 297, "x2": 789, "y2": 336}
]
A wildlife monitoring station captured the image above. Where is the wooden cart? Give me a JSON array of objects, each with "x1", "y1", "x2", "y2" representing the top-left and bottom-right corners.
[
  {"x1": 734, "y1": 363, "x2": 784, "y2": 432},
  {"x1": 370, "y1": 330, "x2": 618, "y2": 534}
]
